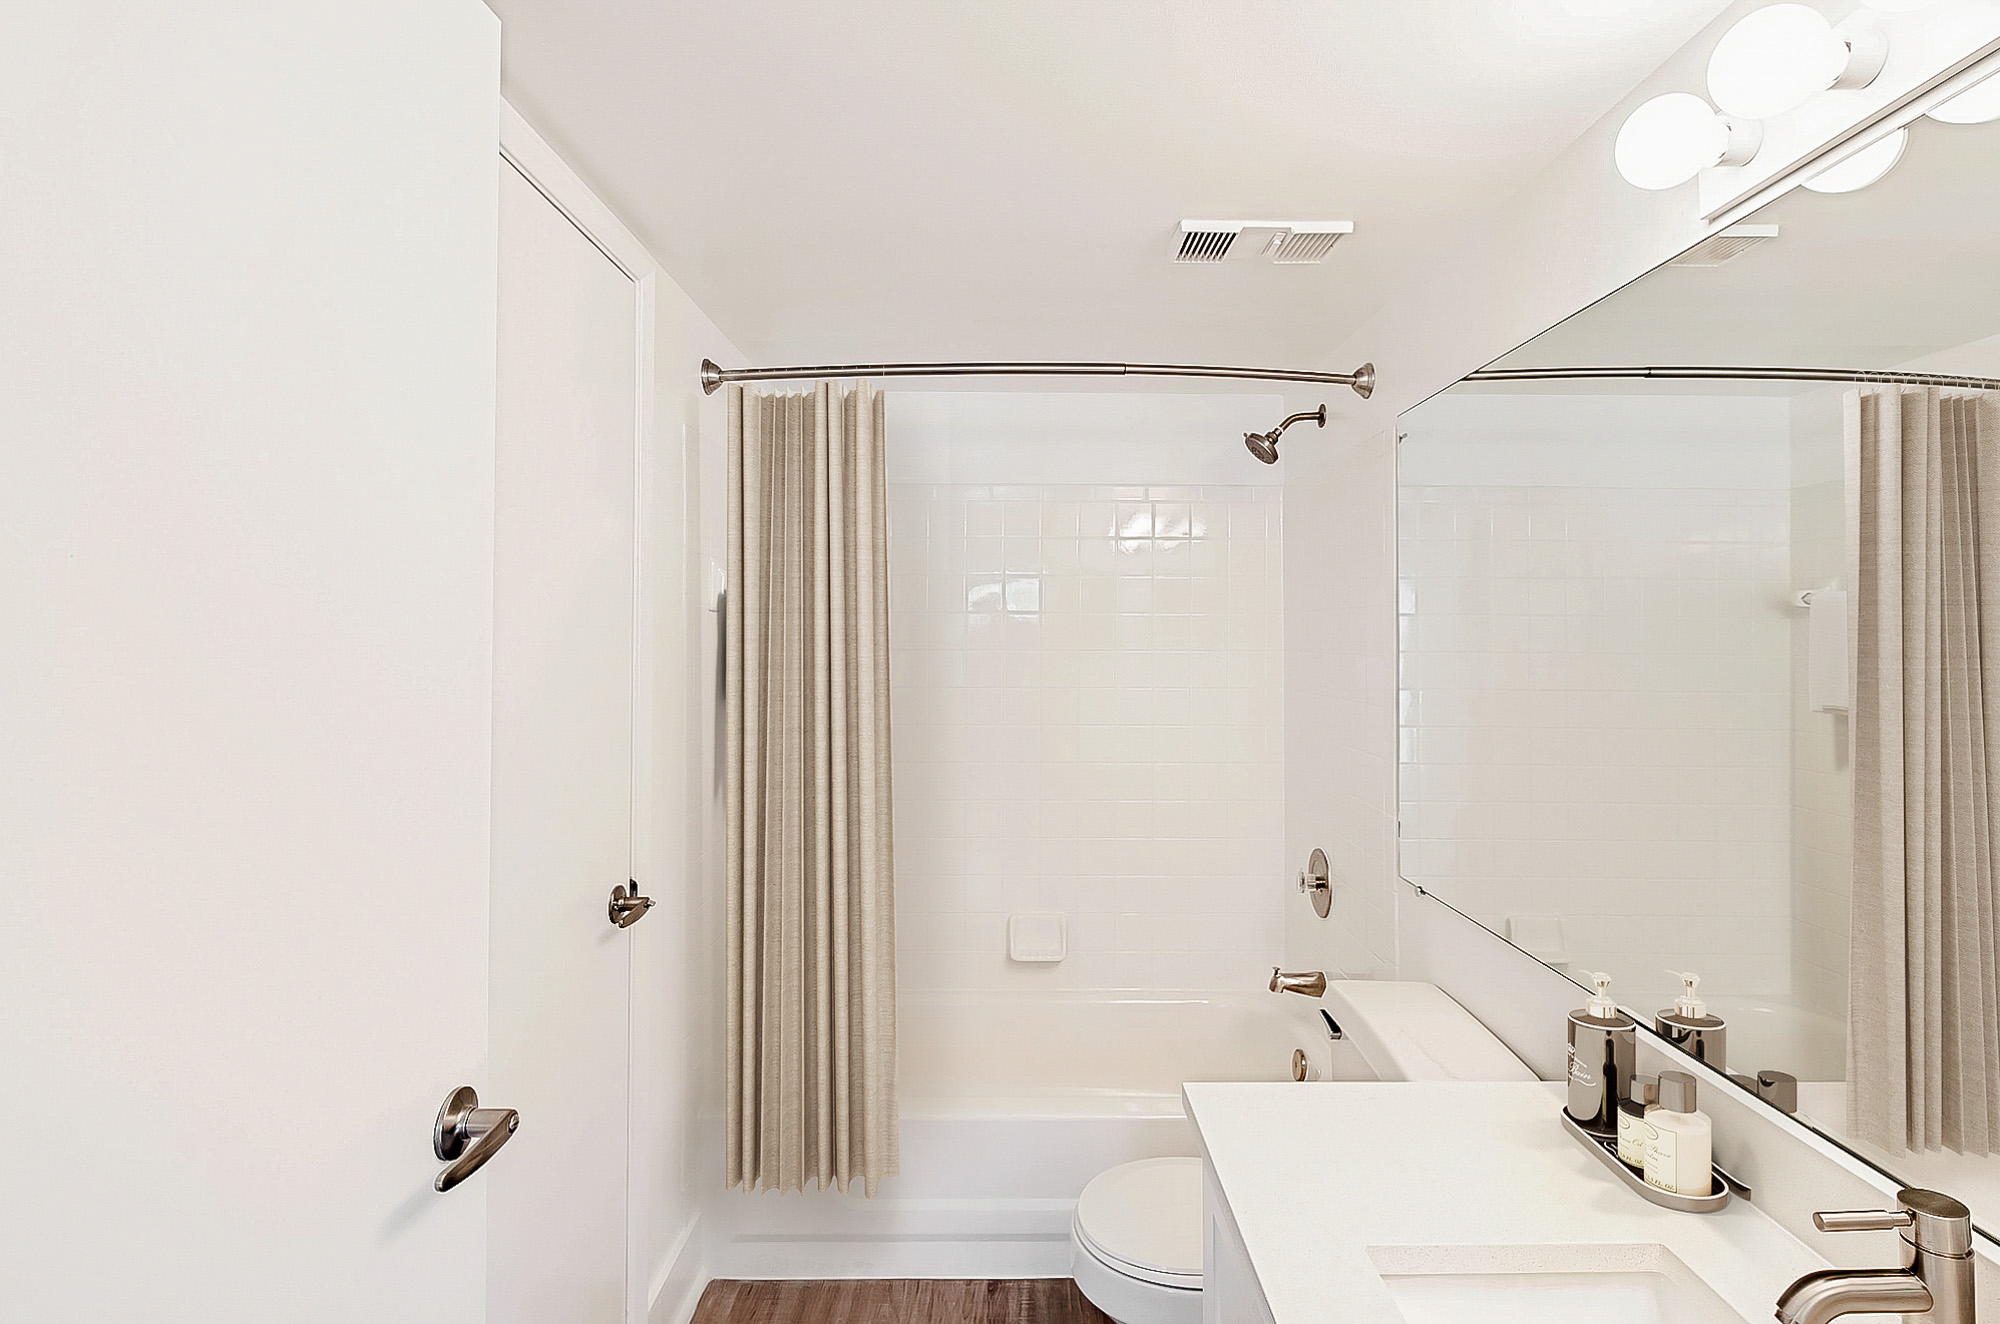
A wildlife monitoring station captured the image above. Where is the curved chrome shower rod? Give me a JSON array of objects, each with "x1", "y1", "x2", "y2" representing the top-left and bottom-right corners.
[
  {"x1": 699, "y1": 356, "x2": 1376, "y2": 398},
  {"x1": 1463, "y1": 364, "x2": 2000, "y2": 392}
]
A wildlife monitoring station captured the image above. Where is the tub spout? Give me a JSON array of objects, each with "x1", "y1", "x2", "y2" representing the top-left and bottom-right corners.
[{"x1": 1269, "y1": 968, "x2": 1327, "y2": 998}]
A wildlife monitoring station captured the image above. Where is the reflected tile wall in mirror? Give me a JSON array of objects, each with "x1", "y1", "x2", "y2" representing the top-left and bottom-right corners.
[{"x1": 1393, "y1": 104, "x2": 2000, "y2": 1231}]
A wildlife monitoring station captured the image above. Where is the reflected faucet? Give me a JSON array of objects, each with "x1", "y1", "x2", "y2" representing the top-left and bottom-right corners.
[
  {"x1": 1776, "y1": 1189, "x2": 1973, "y2": 1324},
  {"x1": 1269, "y1": 968, "x2": 1327, "y2": 998}
]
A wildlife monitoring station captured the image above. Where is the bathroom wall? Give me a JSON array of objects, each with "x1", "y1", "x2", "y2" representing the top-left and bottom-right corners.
[
  {"x1": 884, "y1": 392, "x2": 1288, "y2": 994},
  {"x1": 645, "y1": 275, "x2": 740, "y2": 1324},
  {"x1": 1281, "y1": 426, "x2": 1402, "y2": 982},
  {"x1": 1279, "y1": 0, "x2": 1774, "y2": 1003},
  {"x1": 1395, "y1": 392, "x2": 1795, "y2": 1004}
]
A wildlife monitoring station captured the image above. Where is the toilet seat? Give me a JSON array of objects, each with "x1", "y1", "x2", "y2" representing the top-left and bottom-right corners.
[{"x1": 1072, "y1": 1157, "x2": 1203, "y2": 1290}]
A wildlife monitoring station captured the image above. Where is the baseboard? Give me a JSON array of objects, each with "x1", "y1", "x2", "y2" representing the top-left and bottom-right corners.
[
  {"x1": 647, "y1": 1213, "x2": 708, "y2": 1324},
  {"x1": 706, "y1": 1196, "x2": 1076, "y2": 1280}
]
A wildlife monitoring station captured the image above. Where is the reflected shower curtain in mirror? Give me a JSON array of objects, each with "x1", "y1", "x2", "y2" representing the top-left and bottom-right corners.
[
  {"x1": 725, "y1": 381, "x2": 899, "y2": 1195},
  {"x1": 1848, "y1": 387, "x2": 2000, "y2": 1155}
]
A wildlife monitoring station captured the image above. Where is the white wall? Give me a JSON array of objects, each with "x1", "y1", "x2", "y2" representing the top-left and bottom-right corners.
[
  {"x1": 1396, "y1": 393, "x2": 1794, "y2": 1005},
  {"x1": 1279, "y1": 0, "x2": 1783, "y2": 1054},
  {"x1": 639, "y1": 210, "x2": 742, "y2": 1324}
]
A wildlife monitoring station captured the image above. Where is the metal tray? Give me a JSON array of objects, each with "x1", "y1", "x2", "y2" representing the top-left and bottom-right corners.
[{"x1": 1560, "y1": 1112, "x2": 1747, "y2": 1213}]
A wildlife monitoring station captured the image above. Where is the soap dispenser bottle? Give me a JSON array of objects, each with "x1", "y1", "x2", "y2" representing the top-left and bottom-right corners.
[
  {"x1": 1642, "y1": 1070, "x2": 1713, "y2": 1197},
  {"x1": 1566, "y1": 972, "x2": 1636, "y2": 1135},
  {"x1": 1655, "y1": 970, "x2": 1728, "y2": 1071}
]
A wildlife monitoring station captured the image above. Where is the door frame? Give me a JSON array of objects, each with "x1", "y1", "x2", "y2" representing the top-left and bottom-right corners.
[{"x1": 496, "y1": 100, "x2": 660, "y2": 1324}]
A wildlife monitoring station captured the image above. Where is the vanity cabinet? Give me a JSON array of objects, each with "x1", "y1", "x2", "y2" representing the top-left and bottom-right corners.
[{"x1": 1202, "y1": 1160, "x2": 1279, "y2": 1324}]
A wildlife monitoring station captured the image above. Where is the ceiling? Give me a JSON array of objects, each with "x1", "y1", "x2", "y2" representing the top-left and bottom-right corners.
[
  {"x1": 1482, "y1": 110, "x2": 2000, "y2": 389},
  {"x1": 487, "y1": 0, "x2": 1738, "y2": 373}
]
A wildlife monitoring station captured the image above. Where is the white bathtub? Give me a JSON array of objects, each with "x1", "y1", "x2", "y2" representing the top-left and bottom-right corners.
[
  {"x1": 898, "y1": 990, "x2": 1357, "y2": 1117},
  {"x1": 702, "y1": 990, "x2": 1361, "y2": 1280}
]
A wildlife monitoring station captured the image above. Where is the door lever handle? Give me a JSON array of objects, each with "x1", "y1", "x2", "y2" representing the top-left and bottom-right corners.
[
  {"x1": 609, "y1": 881, "x2": 654, "y2": 929},
  {"x1": 433, "y1": 1085, "x2": 518, "y2": 1193}
]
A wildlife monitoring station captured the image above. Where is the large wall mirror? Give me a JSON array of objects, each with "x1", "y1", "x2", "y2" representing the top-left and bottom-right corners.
[{"x1": 1398, "y1": 102, "x2": 2000, "y2": 1228}]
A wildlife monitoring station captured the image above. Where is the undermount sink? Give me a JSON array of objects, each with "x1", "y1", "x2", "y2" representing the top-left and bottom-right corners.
[{"x1": 1372, "y1": 1244, "x2": 1748, "y2": 1324}]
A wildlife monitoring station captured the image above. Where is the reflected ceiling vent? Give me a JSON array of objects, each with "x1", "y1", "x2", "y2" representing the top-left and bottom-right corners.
[
  {"x1": 1174, "y1": 219, "x2": 1354, "y2": 264},
  {"x1": 1668, "y1": 223, "x2": 1779, "y2": 268}
]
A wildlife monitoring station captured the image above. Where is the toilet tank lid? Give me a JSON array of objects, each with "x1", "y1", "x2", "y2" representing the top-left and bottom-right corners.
[{"x1": 1324, "y1": 981, "x2": 1537, "y2": 1082}]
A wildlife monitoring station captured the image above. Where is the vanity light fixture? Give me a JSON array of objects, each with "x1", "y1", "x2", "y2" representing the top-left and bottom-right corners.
[
  {"x1": 1614, "y1": 93, "x2": 1763, "y2": 191},
  {"x1": 1706, "y1": 4, "x2": 1888, "y2": 120},
  {"x1": 1800, "y1": 126, "x2": 1909, "y2": 192},
  {"x1": 1928, "y1": 69, "x2": 2000, "y2": 124}
]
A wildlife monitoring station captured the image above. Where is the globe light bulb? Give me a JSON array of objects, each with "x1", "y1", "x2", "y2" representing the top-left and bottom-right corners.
[
  {"x1": 1708, "y1": 5, "x2": 1886, "y2": 120},
  {"x1": 1615, "y1": 93, "x2": 1762, "y2": 191}
]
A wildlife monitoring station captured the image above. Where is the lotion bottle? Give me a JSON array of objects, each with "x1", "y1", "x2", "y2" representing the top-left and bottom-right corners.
[
  {"x1": 1643, "y1": 1070, "x2": 1712, "y2": 1197},
  {"x1": 1565, "y1": 972, "x2": 1635, "y2": 1135},
  {"x1": 1617, "y1": 1074, "x2": 1658, "y2": 1171}
]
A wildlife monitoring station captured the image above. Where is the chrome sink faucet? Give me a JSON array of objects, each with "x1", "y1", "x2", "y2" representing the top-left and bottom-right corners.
[
  {"x1": 1269, "y1": 967, "x2": 1327, "y2": 998},
  {"x1": 1776, "y1": 1189, "x2": 1974, "y2": 1324}
]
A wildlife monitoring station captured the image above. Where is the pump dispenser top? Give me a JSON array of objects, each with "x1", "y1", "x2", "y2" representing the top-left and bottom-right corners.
[
  {"x1": 1587, "y1": 971, "x2": 1620, "y2": 1019},
  {"x1": 1655, "y1": 969, "x2": 1727, "y2": 1070},
  {"x1": 1670, "y1": 970, "x2": 1706, "y2": 1019}
]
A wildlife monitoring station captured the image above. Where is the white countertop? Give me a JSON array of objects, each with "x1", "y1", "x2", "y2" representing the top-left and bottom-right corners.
[{"x1": 1184, "y1": 1081, "x2": 1836, "y2": 1324}]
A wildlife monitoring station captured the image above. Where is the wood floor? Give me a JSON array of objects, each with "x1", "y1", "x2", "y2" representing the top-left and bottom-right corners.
[{"x1": 690, "y1": 1279, "x2": 1115, "y2": 1324}]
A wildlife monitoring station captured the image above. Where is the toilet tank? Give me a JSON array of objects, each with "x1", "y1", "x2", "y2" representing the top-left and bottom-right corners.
[{"x1": 1323, "y1": 981, "x2": 1538, "y2": 1083}]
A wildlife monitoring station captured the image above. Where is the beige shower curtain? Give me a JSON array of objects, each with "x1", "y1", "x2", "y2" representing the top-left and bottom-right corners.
[
  {"x1": 1847, "y1": 386, "x2": 2000, "y2": 1155},
  {"x1": 725, "y1": 381, "x2": 899, "y2": 1196}
]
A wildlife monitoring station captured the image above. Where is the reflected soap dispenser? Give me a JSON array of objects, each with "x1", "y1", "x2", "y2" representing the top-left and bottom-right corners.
[
  {"x1": 1655, "y1": 970, "x2": 1728, "y2": 1071},
  {"x1": 1566, "y1": 972, "x2": 1636, "y2": 1135}
]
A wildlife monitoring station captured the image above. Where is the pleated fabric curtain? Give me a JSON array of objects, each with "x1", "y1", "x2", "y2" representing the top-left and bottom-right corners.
[
  {"x1": 725, "y1": 381, "x2": 899, "y2": 1196},
  {"x1": 1847, "y1": 386, "x2": 2000, "y2": 1155}
]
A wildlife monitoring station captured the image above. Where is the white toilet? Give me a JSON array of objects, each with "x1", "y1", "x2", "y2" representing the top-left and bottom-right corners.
[
  {"x1": 1070, "y1": 1156, "x2": 1203, "y2": 1324},
  {"x1": 1069, "y1": 981, "x2": 1536, "y2": 1324}
]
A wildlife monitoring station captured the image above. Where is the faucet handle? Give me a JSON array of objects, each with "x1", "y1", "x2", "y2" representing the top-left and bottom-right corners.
[
  {"x1": 1816, "y1": 1190, "x2": 1972, "y2": 1257},
  {"x1": 1814, "y1": 1209, "x2": 1915, "y2": 1233}
]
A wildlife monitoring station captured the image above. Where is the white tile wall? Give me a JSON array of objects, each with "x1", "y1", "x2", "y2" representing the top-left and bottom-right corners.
[
  {"x1": 1788, "y1": 388, "x2": 1853, "y2": 1022},
  {"x1": 887, "y1": 481, "x2": 1285, "y2": 992},
  {"x1": 1397, "y1": 473, "x2": 1795, "y2": 1003}
]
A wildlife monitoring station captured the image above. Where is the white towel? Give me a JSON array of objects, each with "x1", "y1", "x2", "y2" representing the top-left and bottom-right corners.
[{"x1": 1809, "y1": 589, "x2": 1849, "y2": 714}]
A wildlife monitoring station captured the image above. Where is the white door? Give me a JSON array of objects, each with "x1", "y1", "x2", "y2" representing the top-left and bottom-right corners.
[
  {"x1": 488, "y1": 156, "x2": 640, "y2": 1320},
  {"x1": 0, "y1": 4, "x2": 502, "y2": 1320}
]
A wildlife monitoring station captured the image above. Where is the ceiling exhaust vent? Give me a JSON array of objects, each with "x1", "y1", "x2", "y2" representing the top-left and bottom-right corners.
[
  {"x1": 1265, "y1": 223, "x2": 1353, "y2": 264},
  {"x1": 1175, "y1": 223, "x2": 1239, "y2": 263},
  {"x1": 1174, "y1": 219, "x2": 1354, "y2": 264},
  {"x1": 1668, "y1": 223, "x2": 1779, "y2": 268}
]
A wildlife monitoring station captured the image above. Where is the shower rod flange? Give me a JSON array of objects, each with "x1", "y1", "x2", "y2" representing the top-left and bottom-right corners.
[{"x1": 699, "y1": 357, "x2": 1376, "y2": 399}]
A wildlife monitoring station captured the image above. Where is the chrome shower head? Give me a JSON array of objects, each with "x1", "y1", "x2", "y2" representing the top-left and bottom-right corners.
[{"x1": 1242, "y1": 404, "x2": 1326, "y2": 465}]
